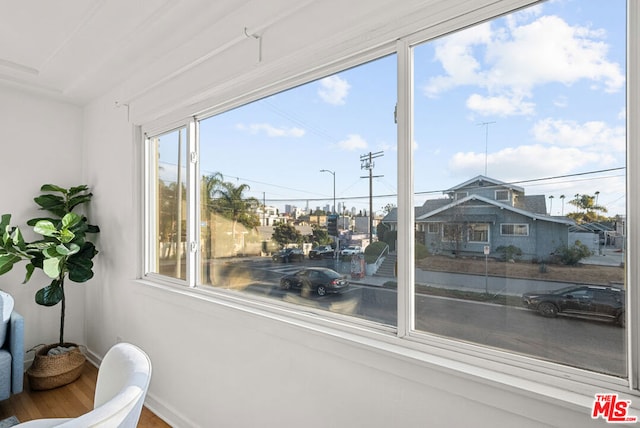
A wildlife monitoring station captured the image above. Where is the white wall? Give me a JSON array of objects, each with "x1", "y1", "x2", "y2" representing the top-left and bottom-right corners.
[{"x1": 0, "y1": 85, "x2": 85, "y2": 349}]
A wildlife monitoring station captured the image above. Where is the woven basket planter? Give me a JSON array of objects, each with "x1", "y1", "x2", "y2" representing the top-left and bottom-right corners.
[{"x1": 26, "y1": 343, "x2": 86, "y2": 390}]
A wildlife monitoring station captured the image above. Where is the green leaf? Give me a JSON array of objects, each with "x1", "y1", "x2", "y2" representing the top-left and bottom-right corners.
[
  {"x1": 40, "y1": 184, "x2": 68, "y2": 194},
  {"x1": 11, "y1": 227, "x2": 26, "y2": 247},
  {"x1": 67, "y1": 194, "x2": 93, "y2": 211},
  {"x1": 67, "y1": 185, "x2": 89, "y2": 196},
  {"x1": 58, "y1": 228, "x2": 75, "y2": 244},
  {"x1": 0, "y1": 254, "x2": 20, "y2": 276},
  {"x1": 33, "y1": 194, "x2": 67, "y2": 218},
  {"x1": 34, "y1": 220, "x2": 58, "y2": 237},
  {"x1": 35, "y1": 280, "x2": 64, "y2": 306},
  {"x1": 61, "y1": 213, "x2": 81, "y2": 229},
  {"x1": 23, "y1": 263, "x2": 35, "y2": 284},
  {"x1": 56, "y1": 243, "x2": 79, "y2": 256},
  {"x1": 43, "y1": 257, "x2": 62, "y2": 279}
]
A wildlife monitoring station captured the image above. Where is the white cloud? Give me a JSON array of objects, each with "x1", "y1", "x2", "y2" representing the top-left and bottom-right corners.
[
  {"x1": 618, "y1": 107, "x2": 626, "y2": 120},
  {"x1": 532, "y1": 118, "x2": 625, "y2": 152},
  {"x1": 336, "y1": 134, "x2": 367, "y2": 151},
  {"x1": 423, "y1": 11, "x2": 624, "y2": 115},
  {"x1": 448, "y1": 144, "x2": 608, "y2": 181},
  {"x1": 466, "y1": 93, "x2": 535, "y2": 116},
  {"x1": 236, "y1": 123, "x2": 305, "y2": 138},
  {"x1": 318, "y1": 75, "x2": 351, "y2": 105}
]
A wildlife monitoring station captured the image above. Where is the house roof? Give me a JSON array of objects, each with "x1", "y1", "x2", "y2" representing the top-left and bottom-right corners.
[
  {"x1": 416, "y1": 194, "x2": 575, "y2": 225},
  {"x1": 446, "y1": 175, "x2": 524, "y2": 194},
  {"x1": 517, "y1": 194, "x2": 547, "y2": 214}
]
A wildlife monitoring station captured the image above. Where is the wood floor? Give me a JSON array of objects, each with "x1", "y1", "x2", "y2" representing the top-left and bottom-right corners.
[{"x1": 0, "y1": 362, "x2": 171, "y2": 427}]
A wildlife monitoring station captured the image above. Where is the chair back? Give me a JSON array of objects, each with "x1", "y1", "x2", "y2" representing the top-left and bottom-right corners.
[{"x1": 62, "y1": 343, "x2": 152, "y2": 428}]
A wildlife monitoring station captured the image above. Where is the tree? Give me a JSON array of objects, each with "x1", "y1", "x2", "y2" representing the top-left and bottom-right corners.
[
  {"x1": 209, "y1": 180, "x2": 260, "y2": 256},
  {"x1": 272, "y1": 222, "x2": 302, "y2": 248},
  {"x1": 382, "y1": 203, "x2": 396, "y2": 215},
  {"x1": 310, "y1": 224, "x2": 331, "y2": 246},
  {"x1": 567, "y1": 193, "x2": 608, "y2": 223}
]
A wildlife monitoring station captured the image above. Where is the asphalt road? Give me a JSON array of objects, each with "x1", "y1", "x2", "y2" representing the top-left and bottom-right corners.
[{"x1": 211, "y1": 257, "x2": 626, "y2": 377}]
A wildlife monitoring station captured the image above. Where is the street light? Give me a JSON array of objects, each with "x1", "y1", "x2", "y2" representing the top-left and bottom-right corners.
[{"x1": 320, "y1": 169, "x2": 335, "y2": 214}]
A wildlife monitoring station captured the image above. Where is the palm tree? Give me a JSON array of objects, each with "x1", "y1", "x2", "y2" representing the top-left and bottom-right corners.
[
  {"x1": 548, "y1": 195, "x2": 554, "y2": 215},
  {"x1": 560, "y1": 195, "x2": 565, "y2": 216},
  {"x1": 213, "y1": 181, "x2": 260, "y2": 255},
  {"x1": 568, "y1": 193, "x2": 608, "y2": 223}
]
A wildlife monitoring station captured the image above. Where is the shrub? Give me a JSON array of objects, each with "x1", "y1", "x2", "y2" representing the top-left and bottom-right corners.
[
  {"x1": 495, "y1": 245, "x2": 522, "y2": 261},
  {"x1": 364, "y1": 241, "x2": 388, "y2": 263},
  {"x1": 554, "y1": 241, "x2": 592, "y2": 266},
  {"x1": 415, "y1": 242, "x2": 429, "y2": 260}
]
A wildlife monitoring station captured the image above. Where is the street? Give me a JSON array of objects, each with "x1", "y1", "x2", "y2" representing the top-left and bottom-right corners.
[{"x1": 208, "y1": 256, "x2": 626, "y2": 377}]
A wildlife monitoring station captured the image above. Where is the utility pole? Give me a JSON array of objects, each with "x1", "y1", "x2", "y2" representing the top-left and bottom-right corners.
[
  {"x1": 360, "y1": 151, "x2": 383, "y2": 244},
  {"x1": 477, "y1": 121, "x2": 496, "y2": 175}
]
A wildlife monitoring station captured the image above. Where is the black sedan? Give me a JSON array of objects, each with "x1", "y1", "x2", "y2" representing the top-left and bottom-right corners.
[
  {"x1": 279, "y1": 267, "x2": 349, "y2": 296},
  {"x1": 308, "y1": 245, "x2": 335, "y2": 259},
  {"x1": 272, "y1": 248, "x2": 305, "y2": 263},
  {"x1": 522, "y1": 285, "x2": 625, "y2": 327}
]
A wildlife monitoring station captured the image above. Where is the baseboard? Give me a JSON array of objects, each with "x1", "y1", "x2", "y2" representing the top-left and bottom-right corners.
[{"x1": 85, "y1": 346, "x2": 196, "y2": 427}]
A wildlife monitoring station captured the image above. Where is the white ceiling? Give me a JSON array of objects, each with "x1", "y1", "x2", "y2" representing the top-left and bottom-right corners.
[
  {"x1": 0, "y1": 0, "x2": 518, "y2": 109},
  {"x1": 0, "y1": 0, "x2": 332, "y2": 105}
]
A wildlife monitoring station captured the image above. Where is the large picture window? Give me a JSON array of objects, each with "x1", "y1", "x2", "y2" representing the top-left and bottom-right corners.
[
  {"x1": 196, "y1": 55, "x2": 397, "y2": 324},
  {"x1": 412, "y1": 0, "x2": 627, "y2": 377},
  {"x1": 145, "y1": 0, "x2": 634, "y2": 390}
]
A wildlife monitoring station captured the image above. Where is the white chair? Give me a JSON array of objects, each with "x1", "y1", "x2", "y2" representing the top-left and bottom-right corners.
[{"x1": 16, "y1": 342, "x2": 152, "y2": 428}]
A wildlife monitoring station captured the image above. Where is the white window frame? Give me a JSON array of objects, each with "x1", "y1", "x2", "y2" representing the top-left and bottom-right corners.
[
  {"x1": 427, "y1": 223, "x2": 439, "y2": 234},
  {"x1": 495, "y1": 190, "x2": 510, "y2": 201},
  {"x1": 455, "y1": 191, "x2": 467, "y2": 200},
  {"x1": 140, "y1": 0, "x2": 640, "y2": 399}
]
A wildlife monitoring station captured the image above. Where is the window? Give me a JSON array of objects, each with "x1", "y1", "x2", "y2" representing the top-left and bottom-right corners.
[
  {"x1": 455, "y1": 192, "x2": 467, "y2": 200},
  {"x1": 468, "y1": 224, "x2": 489, "y2": 243},
  {"x1": 144, "y1": 0, "x2": 634, "y2": 389},
  {"x1": 501, "y1": 224, "x2": 529, "y2": 236},
  {"x1": 495, "y1": 190, "x2": 509, "y2": 201},
  {"x1": 148, "y1": 127, "x2": 188, "y2": 281},
  {"x1": 412, "y1": 0, "x2": 627, "y2": 377},
  {"x1": 198, "y1": 55, "x2": 396, "y2": 324}
]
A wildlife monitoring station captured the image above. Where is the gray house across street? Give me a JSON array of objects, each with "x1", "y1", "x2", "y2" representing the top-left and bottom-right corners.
[{"x1": 383, "y1": 175, "x2": 576, "y2": 261}]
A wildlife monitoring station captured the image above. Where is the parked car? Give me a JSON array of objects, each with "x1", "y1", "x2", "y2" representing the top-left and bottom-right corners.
[
  {"x1": 279, "y1": 267, "x2": 350, "y2": 296},
  {"x1": 308, "y1": 245, "x2": 335, "y2": 259},
  {"x1": 272, "y1": 248, "x2": 305, "y2": 263},
  {"x1": 340, "y1": 245, "x2": 362, "y2": 256},
  {"x1": 522, "y1": 284, "x2": 625, "y2": 327}
]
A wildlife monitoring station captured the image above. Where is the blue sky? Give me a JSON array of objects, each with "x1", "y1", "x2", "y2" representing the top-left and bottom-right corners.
[{"x1": 191, "y1": 0, "x2": 626, "y2": 217}]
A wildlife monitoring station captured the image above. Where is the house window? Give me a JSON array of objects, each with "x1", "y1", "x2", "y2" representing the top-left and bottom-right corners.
[
  {"x1": 495, "y1": 190, "x2": 509, "y2": 201},
  {"x1": 501, "y1": 224, "x2": 529, "y2": 236},
  {"x1": 468, "y1": 224, "x2": 489, "y2": 243},
  {"x1": 144, "y1": 0, "x2": 634, "y2": 394},
  {"x1": 441, "y1": 224, "x2": 463, "y2": 242}
]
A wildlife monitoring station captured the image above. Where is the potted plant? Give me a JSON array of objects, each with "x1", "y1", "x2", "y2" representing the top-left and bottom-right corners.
[{"x1": 0, "y1": 184, "x2": 99, "y2": 389}]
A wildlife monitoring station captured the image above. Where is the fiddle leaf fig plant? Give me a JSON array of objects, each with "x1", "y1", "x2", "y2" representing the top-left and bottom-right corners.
[{"x1": 0, "y1": 184, "x2": 99, "y2": 345}]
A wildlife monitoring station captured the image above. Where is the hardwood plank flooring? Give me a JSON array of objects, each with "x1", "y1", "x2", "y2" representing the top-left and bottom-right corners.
[{"x1": 0, "y1": 362, "x2": 171, "y2": 427}]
